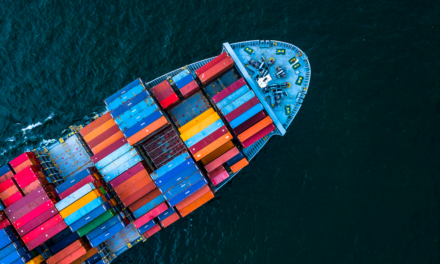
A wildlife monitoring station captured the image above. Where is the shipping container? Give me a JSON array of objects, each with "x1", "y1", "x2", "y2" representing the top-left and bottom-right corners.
[
  {"x1": 168, "y1": 178, "x2": 208, "y2": 206},
  {"x1": 232, "y1": 111, "x2": 266, "y2": 135},
  {"x1": 60, "y1": 190, "x2": 102, "y2": 219},
  {"x1": 127, "y1": 117, "x2": 169, "y2": 146},
  {"x1": 188, "y1": 125, "x2": 228, "y2": 155},
  {"x1": 154, "y1": 160, "x2": 196, "y2": 187},
  {"x1": 160, "y1": 93, "x2": 180, "y2": 110},
  {"x1": 121, "y1": 181, "x2": 156, "y2": 207},
  {"x1": 178, "y1": 189, "x2": 215, "y2": 217},
  {"x1": 172, "y1": 69, "x2": 190, "y2": 83},
  {"x1": 79, "y1": 113, "x2": 113, "y2": 137},
  {"x1": 91, "y1": 138, "x2": 128, "y2": 164},
  {"x1": 83, "y1": 119, "x2": 116, "y2": 143},
  {"x1": 180, "y1": 112, "x2": 220, "y2": 142},
  {"x1": 70, "y1": 248, "x2": 98, "y2": 264},
  {"x1": 65, "y1": 197, "x2": 106, "y2": 227},
  {"x1": 22, "y1": 179, "x2": 51, "y2": 195},
  {"x1": 3, "y1": 192, "x2": 23, "y2": 208},
  {"x1": 86, "y1": 125, "x2": 121, "y2": 150},
  {"x1": 164, "y1": 172, "x2": 204, "y2": 200},
  {"x1": 55, "y1": 168, "x2": 94, "y2": 195},
  {"x1": 22, "y1": 215, "x2": 63, "y2": 243},
  {"x1": 238, "y1": 116, "x2": 273, "y2": 142},
  {"x1": 222, "y1": 91, "x2": 258, "y2": 118},
  {"x1": 241, "y1": 124, "x2": 276, "y2": 148},
  {"x1": 123, "y1": 111, "x2": 164, "y2": 139},
  {"x1": 85, "y1": 215, "x2": 122, "y2": 241},
  {"x1": 150, "y1": 152, "x2": 190, "y2": 180},
  {"x1": 1, "y1": 247, "x2": 29, "y2": 264},
  {"x1": 193, "y1": 133, "x2": 233, "y2": 162},
  {"x1": 109, "y1": 162, "x2": 148, "y2": 188},
  {"x1": 17, "y1": 207, "x2": 57, "y2": 236},
  {"x1": 100, "y1": 150, "x2": 138, "y2": 176},
  {"x1": 106, "y1": 83, "x2": 146, "y2": 112},
  {"x1": 152, "y1": 80, "x2": 173, "y2": 95},
  {"x1": 110, "y1": 91, "x2": 150, "y2": 119},
  {"x1": 9, "y1": 152, "x2": 36, "y2": 168},
  {"x1": 13, "y1": 165, "x2": 42, "y2": 186},
  {"x1": 114, "y1": 97, "x2": 156, "y2": 125},
  {"x1": 12, "y1": 200, "x2": 55, "y2": 229},
  {"x1": 105, "y1": 223, "x2": 140, "y2": 255},
  {"x1": 137, "y1": 219, "x2": 155, "y2": 234},
  {"x1": 114, "y1": 170, "x2": 150, "y2": 195},
  {"x1": 5, "y1": 186, "x2": 46, "y2": 216},
  {"x1": 132, "y1": 194, "x2": 165, "y2": 219},
  {"x1": 105, "y1": 78, "x2": 142, "y2": 106},
  {"x1": 211, "y1": 171, "x2": 230, "y2": 186},
  {"x1": 180, "y1": 81, "x2": 200, "y2": 99},
  {"x1": 0, "y1": 218, "x2": 11, "y2": 230},
  {"x1": 184, "y1": 120, "x2": 224, "y2": 147},
  {"x1": 178, "y1": 109, "x2": 214, "y2": 134},
  {"x1": 95, "y1": 143, "x2": 133, "y2": 170},
  {"x1": 205, "y1": 147, "x2": 239, "y2": 172},
  {"x1": 59, "y1": 176, "x2": 99, "y2": 200},
  {"x1": 216, "y1": 85, "x2": 250, "y2": 110},
  {"x1": 77, "y1": 209, "x2": 116, "y2": 237},
  {"x1": 0, "y1": 164, "x2": 14, "y2": 181},
  {"x1": 89, "y1": 222, "x2": 125, "y2": 248},
  {"x1": 158, "y1": 165, "x2": 199, "y2": 193},
  {"x1": 57, "y1": 246, "x2": 89, "y2": 264},
  {"x1": 56, "y1": 183, "x2": 96, "y2": 211},
  {"x1": 230, "y1": 103, "x2": 264, "y2": 128},
  {"x1": 212, "y1": 78, "x2": 246, "y2": 103},
  {"x1": 143, "y1": 224, "x2": 161, "y2": 238},
  {"x1": 85, "y1": 253, "x2": 102, "y2": 264},
  {"x1": 128, "y1": 188, "x2": 162, "y2": 213},
  {"x1": 226, "y1": 153, "x2": 245, "y2": 167},
  {"x1": 117, "y1": 177, "x2": 152, "y2": 201},
  {"x1": 200, "y1": 141, "x2": 235, "y2": 165},
  {"x1": 118, "y1": 104, "x2": 159, "y2": 132},
  {"x1": 175, "y1": 74, "x2": 194, "y2": 89},
  {"x1": 69, "y1": 202, "x2": 111, "y2": 232},
  {"x1": 11, "y1": 159, "x2": 40, "y2": 175},
  {"x1": 157, "y1": 207, "x2": 175, "y2": 222},
  {"x1": 91, "y1": 132, "x2": 125, "y2": 155},
  {"x1": 49, "y1": 231, "x2": 80, "y2": 255},
  {"x1": 195, "y1": 52, "x2": 228, "y2": 76},
  {"x1": 153, "y1": 85, "x2": 175, "y2": 102},
  {"x1": 199, "y1": 57, "x2": 234, "y2": 85},
  {"x1": 160, "y1": 212, "x2": 180, "y2": 228},
  {"x1": 0, "y1": 185, "x2": 19, "y2": 200},
  {"x1": 133, "y1": 203, "x2": 168, "y2": 229},
  {"x1": 0, "y1": 178, "x2": 14, "y2": 193},
  {"x1": 25, "y1": 221, "x2": 67, "y2": 250},
  {"x1": 103, "y1": 155, "x2": 142, "y2": 182},
  {"x1": 0, "y1": 241, "x2": 23, "y2": 260},
  {"x1": 26, "y1": 255, "x2": 44, "y2": 264}
]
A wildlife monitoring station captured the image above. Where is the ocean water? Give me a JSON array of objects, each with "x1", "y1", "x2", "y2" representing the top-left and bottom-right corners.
[{"x1": 1, "y1": 0, "x2": 439, "y2": 263}]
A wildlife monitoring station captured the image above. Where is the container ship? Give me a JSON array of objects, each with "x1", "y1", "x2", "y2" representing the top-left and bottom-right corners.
[{"x1": 0, "y1": 40, "x2": 310, "y2": 264}]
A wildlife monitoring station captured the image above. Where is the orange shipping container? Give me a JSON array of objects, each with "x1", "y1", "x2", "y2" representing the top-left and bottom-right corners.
[
  {"x1": 0, "y1": 171, "x2": 14, "y2": 184},
  {"x1": 22, "y1": 179, "x2": 49, "y2": 195},
  {"x1": 238, "y1": 116, "x2": 273, "y2": 142},
  {"x1": 0, "y1": 185, "x2": 19, "y2": 200},
  {"x1": 143, "y1": 224, "x2": 161, "y2": 238},
  {"x1": 128, "y1": 188, "x2": 162, "y2": 212},
  {"x1": 127, "y1": 117, "x2": 169, "y2": 146},
  {"x1": 79, "y1": 113, "x2": 112, "y2": 137},
  {"x1": 47, "y1": 239, "x2": 87, "y2": 264},
  {"x1": 200, "y1": 141, "x2": 234, "y2": 165},
  {"x1": 199, "y1": 57, "x2": 235, "y2": 85},
  {"x1": 58, "y1": 246, "x2": 89, "y2": 264},
  {"x1": 83, "y1": 119, "x2": 116, "y2": 143},
  {"x1": 193, "y1": 133, "x2": 232, "y2": 161},
  {"x1": 91, "y1": 131, "x2": 125, "y2": 155},
  {"x1": 230, "y1": 158, "x2": 249, "y2": 173},
  {"x1": 175, "y1": 185, "x2": 211, "y2": 211},
  {"x1": 178, "y1": 190, "x2": 215, "y2": 217},
  {"x1": 71, "y1": 247, "x2": 99, "y2": 264},
  {"x1": 118, "y1": 176, "x2": 153, "y2": 201},
  {"x1": 13, "y1": 159, "x2": 40, "y2": 174},
  {"x1": 114, "y1": 170, "x2": 150, "y2": 194}
]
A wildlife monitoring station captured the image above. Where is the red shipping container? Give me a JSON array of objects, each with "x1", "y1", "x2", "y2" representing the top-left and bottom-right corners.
[
  {"x1": 175, "y1": 185, "x2": 211, "y2": 211},
  {"x1": 58, "y1": 246, "x2": 89, "y2": 264},
  {"x1": 133, "y1": 202, "x2": 168, "y2": 229},
  {"x1": 128, "y1": 188, "x2": 162, "y2": 213},
  {"x1": 79, "y1": 112, "x2": 112, "y2": 137},
  {"x1": 212, "y1": 78, "x2": 246, "y2": 103},
  {"x1": 188, "y1": 125, "x2": 229, "y2": 155},
  {"x1": 180, "y1": 81, "x2": 200, "y2": 99},
  {"x1": 242, "y1": 123, "x2": 276, "y2": 148},
  {"x1": 0, "y1": 211, "x2": 6, "y2": 222},
  {"x1": 204, "y1": 147, "x2": 239, "y2": 173},
  {"x1": 86, "y1": 125, "x2": 121, "y2": 149},
  {"x1": 0, "y1": 178, "x2": 15, "y2": 193},
  {"x1": 59, "y1": 175, "x2": 98, "y2": 199},
  {"x1": 9, "y1": 152, "x2": 36, "y2": 168},
  {"x1": 0, "y1": 185, "x2": 19, "y2": 200},
  {"x1": 117, "y1": 176, "x2": 152, "y2": 201},
  {"x1": 224, "y1": 96, "x2": 260, "y2": 122},
  {"x1": 121, "y1": 182, "x2": 157, "y2": 207},
  {"x1": 23, "y1": 214, "x2": 63, "y2": 243},
  {"x1": 17, "y1": 207, "x2": 58, "y2": 236},
  {"x1": 152, "y1": 81, "x2": 173, "y2": 96},
  {"x1": 179, "y1": 190, "x2": 215, "y2": 218},
  {"x1": 109, "y1": 162, "x2": 148, "y2": 189},
  {"x1": 26, "y1": 221, "x2": 67, "y2": 250},
  {"x1": 9, "y1": 193, "x2": 51, "y2": 222},
  {"x1": 198, "y1": 57, "x2": 234, "y2": 85},
  {"x1": 154, "y1": 86, "x2": 175, "y2": 102},
  {"x1": 0, "y1": 171, "x2": 14, "y2": 184},
  {"x1": 13, "y1": 159, "x2": 40, "y2": 174},
  {"x1": 114, "y1": 170, "x2": 150, "y2": 195},
  {"x1": 160, "y1": 213, "x2": 180, "y2": 228},
  {"x1": 160, "y1": 93, "x2": 180, "y2": 110},
  {"x1": 13, "y1": 165, "x2": 41, "y2": 181},
  {"x1": 195, "y1": 52, "x2": 228, "y2": 76},
  {"x1": 5, "y1": 186, "x2": 47, "y2": 216},
  {"x1": 13, "y1": 200, "x2": 55, "y2": 229},
  {"x1": 207, "y1": 166, "x2": 226, "y2": 180},
  {"x1": 15, "y1": 168, "x2": 45, "y2": 189},
  {"x1": 22, "y1": 179, "x2": 50, "y2": 194},
  {"x1": 3, "y1": 191, "x2": 23, "y2": 207},
  {"x1": 91, "y1": 137, "x2": 128, "y2": 164},
  {"x1": 232, "y1": 111, "x2": 266, "y2": 135},
  {"x1": 143, "y1": 224, "x2": 161, "y2": 238},
  {"x1": 47, "y1": 239, "x2": 87, "y2": 264},
  {"x1": 211, "y1": 171, "x2": 230, "y2": 186},
  {"x1": 0, "y1": 218, "x2": 11, "y2": 230}
]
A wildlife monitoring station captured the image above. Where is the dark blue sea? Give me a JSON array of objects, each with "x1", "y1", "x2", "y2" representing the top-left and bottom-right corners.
[{"x1": 1, "y1": 0, "x2": 439, "y2": 263}]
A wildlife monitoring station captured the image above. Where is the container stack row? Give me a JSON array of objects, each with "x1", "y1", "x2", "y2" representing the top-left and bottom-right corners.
[
  {"x1": 171, "y1": 69, "x2": 200, "y2": 99},
  {"x1": 195, "y1": 52, "x2": 235, "y2": 85},
  {"x1": 104, "y1": 78, "x2": 170, "y2": 146},
  {"x1": 150, "y1": 152, "x2": 214, "y2": 218},
  {"x1": 0, "y1": 226, "x2": 36, "y2": 264},
  {"x1": 141, "y1": 126, "x2": 186, "y2": 169},
  {"x1": 151, "y1": 80, "x2": 180, "y2": 111}
]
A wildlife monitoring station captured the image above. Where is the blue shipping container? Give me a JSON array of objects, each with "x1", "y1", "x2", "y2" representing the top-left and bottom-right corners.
[
  {"x1": 168, "y1": 178, "x2": 208, "y2": 206},
  {"x1": 69, "y1": 202, "x2": 112, "y2": 232},
  {"x1": 123, "y1": 110, "x2": 163, "y2": 139},
  {"x1": 226, "y1": 152, "x2": 245, "y2": 167},
  {"x1": 50, "y1": 232, "x2": 80, "y2": 254},
  {"x1": 56, "y1": 183, "x2": 96, "y2": 211},
  {"x1": 154, "y1": 159, "x2": 195, "y2": 187},
  {"x1": 65, "y1": 197, "x2": 105, "y2": 226},
  {"x1": 158, "y1": 165, "x2": 199, "y2": 193},
  {"x1": 0, "y1": 164, "x2": 11, "y2": 176},
  {"x1": 118, "y1": 104, "x2": 159, "y2": 131},
  {"x1": 106, "y1": 84, "x2": 146, "y2": 112},
  {"x1": 94, "y1": 260, "x2": 106, "y2": 264},
  {"x1": 157, "y1": 207, "x2": 176, "y2": 221},
  {"x1": 137, "y1": 219, "x2": 156, "y2": 234},
  {"x1": 86, "y1": 215, "x2": 122, "y2": 241},
  {"x1": 216, "y1": 85, "x2": 250, "y2": 109},
  {"x1": 104, "y1": 155, "x2": 142, "y2": 182},
  {"x1": 171, "y1": 70, "x2": 190, "y2": 83},
  {"x1": 133, "y1": 195, "x2": 166, "y2": 219},
  {"x1": 221, "y1": 90, "x2": 255, "y2": 116},
  {"x1": 114, "y1": 98, "x2": 156, "y2": 125},
  {"x1": 184, "y1": 120, "x2": 224, "y2": 147},
  {"x1": 90, "y1": 222, "x2": 125, "y2": 248},
  {"x1": 105, "y1": 223, "x2": 141, "y2": 253},
  {"x1": 175, "y1": 74, "x2": 194, "y2": 89},
  {"x1": 86, "y1": 253, "x2": 102, "y2": 264},
  {"x1": 111, "y1": 91, "x2": 150, "y2": 119},
  {"x1": 55, "y1": 168, "x2": 94, "y2": 195},
  {"x1": 164, "y1": 172, "x2": 204, "y2": 200},
  {"x1": 229, "y1": 104, "x2": 264, "y2": 128},
  {"x1": 151, "y1": 152, "x2": 190, "y2": 180},
  {"x1": 95, "y1": 143, "x2": 133, "y2": 170},
  {"x1": 0, "y1": 226, "x2": 15, "y2": 239},
  {"x1": 1, "y1": 248, "x2": 28, "y2": 264},
  {"x1": 105, "y1": 79, "x2": 142, "y2": 105},
  {"x1": 0, "y1": 242, "x2": 22, "y2": 259},
  {"x1": 100, "y1": 150, "x2": 138, "y2": 176}
]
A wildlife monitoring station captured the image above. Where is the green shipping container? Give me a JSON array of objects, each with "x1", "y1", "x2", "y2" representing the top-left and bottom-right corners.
[{"x1": 77, "y1": 209, "x2": 115, "y2": 237}]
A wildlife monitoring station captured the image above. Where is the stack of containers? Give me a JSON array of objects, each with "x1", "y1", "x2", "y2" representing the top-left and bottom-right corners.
[
  {"x1": 9, "y1": 152, "x2": 40, "y2": 174},
  {"x1": 13, "y1": 165, "x2": 55, "y2": 195},
  {"x1": 0, "y1": 164, "x2": 14, "y2": 184},
  {"x1": 0, "y1": 226, "x2": 35, "y2": 264},
  {"x1": 151, "y1": 80, "x2": 180, "y2": 110},
  {"x1": 104, "y1": 78, "x2": 170, "y2": 146},
  {"x1": 179, "y1": 108, "x2": 233, "y2": 162},
  {"x1": 150, "y1": 152, "x2": 214, "y2": 218},
  {"x1": 4, "y1": 186, "x2": 61, "y2": 250},
  {"x1": 46, "y1": 238, "x2": 90, "y2": 264},
  {"x1": 171, "y1": 69, "x2": 200, "y2": 98},
  {"x1": 195, "y1": 52, "x2": 235, "y2": 85},
  {"x1": 105, "y1": 223, "x2": 141, "y2": 257},
  {"x1": 0, "y1": 177, "x2": 23, "y2": 207},
  {"x1": 0, "y1": 211, "x2": 11, "y2": 230}
]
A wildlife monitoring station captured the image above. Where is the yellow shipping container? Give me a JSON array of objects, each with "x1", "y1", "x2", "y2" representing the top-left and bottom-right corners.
[
  {"x1": 26, "y1": 255, "x2": 45, "y2": 264},
  {"x1": 60, "y1": 190, "x2": 101, "y2": 219},
  {"x1": 178, "y1": 108, "x2": 215, "y2": 134},
  {"x1": 180, "y1": 112, "x2": 220, "y2": 141}
]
